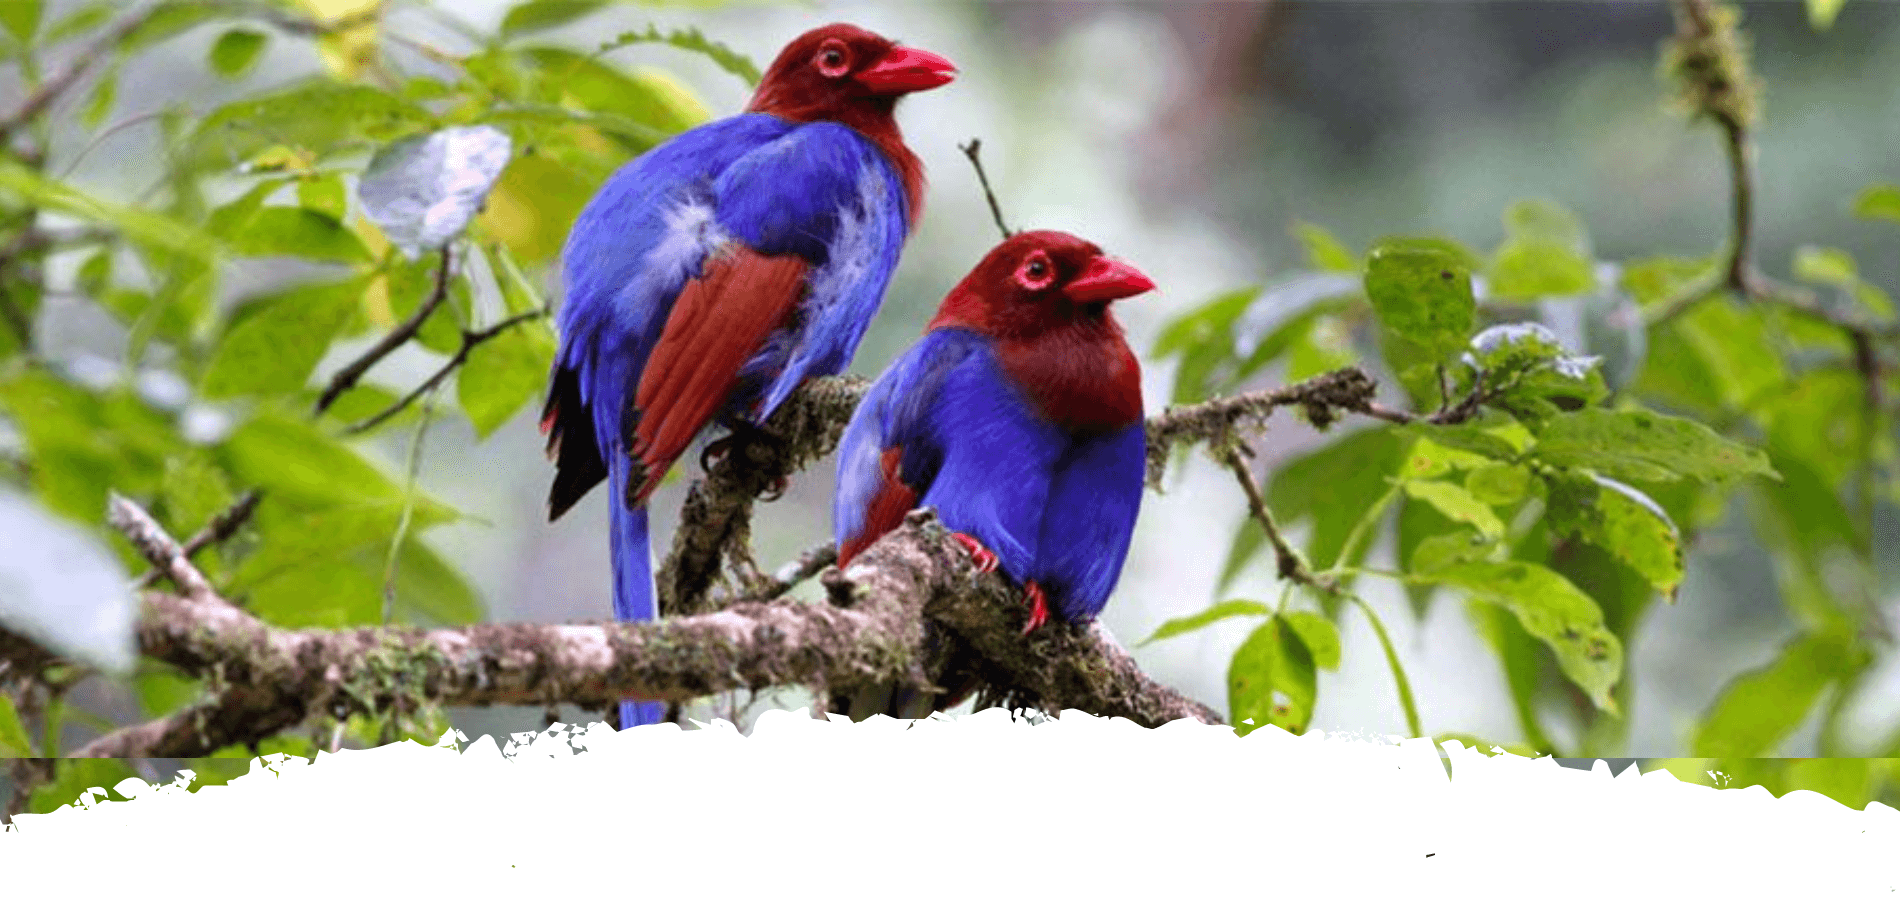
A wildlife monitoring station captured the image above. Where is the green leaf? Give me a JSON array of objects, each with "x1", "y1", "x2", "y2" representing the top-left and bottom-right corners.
[
  {"x1": 1143, "y1": 599, "x2": 1273, "y2": 645},
  {"x1": 1154, "y1": 286, "x2": 1256, "y2": 404},
  {"x1": 1620, "y1": 255, "x2": 1716, "y2": 308},
  {"x1": 29, "y1": 759, "x2": 136, "y2": 813},
  {"x1": 200, "y1": 279, "x2": 364, "y2": 399},
  {"x1": 1216, "y1": 513, "x2": 1267, "y2": 592},
  {"x1": 1428, "y1": 561, "x2": 1623, "y2": 712},
  {"x1": 134, "y1": 667, "x2": 202, "y2": 719},
  {"x1": 1291, "y1": 222, "x2": 1356, "y2": 272},
  {"x1": 1692, "y1": 629, "x2": 1865, "y2": 757},
  {"x1": 0, "y1": 0, "x2": 41, "y2": 42},
  {"x1": 1409, "y1": 528, "x2": 1492, "y2": 576},
  {"x1": 519, "y1": 46, "x2": 710, "y2": 139},
  {"x1": 390, "y1": 535, "x2": 483, "y2": 625},
  {"x1": 1807, "y1": 0, "x2": 1847, "y2": 29},
  {"x1": 1281, "y1": 611, "x2": 1341, "y2": 670},
  {"x1": 380, "y1": 252, "x2": 462, "y2": 354},
  {"x1": 1400, "y1": 434, "x2": 1497, "y2": 480},
  {"x1": 1364, "y1": 237, "x2": 1477, "y2": 361},
  {"x1": 1402, "y1": 420, "x2": 1523, "y2": 463},
  {"x1": 1531, "y1": 407, "x2": 1776, "y2": 484},
  {"x1": 598, "y1": 24, "x2": 761, "y2": 87},
  {"x1": 79, "y1": 59, "x2": 117, "y2": 128},
  {"x1": 1792, "y1": 245, "x2": 1856, "y2": 286},
  {"x1": 219, "y1": 408, "x2": 427, "y2": 511},
  {"x1": 1402, "y1": 480, "x2": 1504, "y2": 540},
  {"x1": 502, "y1": 0, "x2": 606, "y2": 37},
  {"x1": 1465, "y1": 463, "x2": 1531, "y2": 506},
  {"x1": 1266, "y1": 427, "x2": 1406, "y2": 574},
  {"x1": 457, "y1": 318, "x2": 555, "y2": 438},
  {"x1": 1745, "y1": 452, "x2": 1870, "y2": 628},
  {"x1": 487, "y1": 242, "x2": 543, "y2": 316},
  {"x1": 121, "y1": 2, "x2": 224, "y2": 53},
  {"x1": 1672, "y1": 298, "x2": 1788, "y2": 411},
  {"x1": 226, "y1": 207, "x2": 369, "y2": 263},
  {"x1": 1230, "y1": 291, "x2": 1357, "y2": 386},
  {"x1": 44, "y1": 3, "x2": 109, "y2": 43},
  {"x1": 195, "y1": 81, "x2": 435, "y2": 164},
  {"x1": 1546, "y1": 473, "x2": 1683, "y2": 598},
  {"x1": 297, "y1": 172, "x2": 347, "y2": 220},
  {"x1": 209, "y1": 28, "x2": 268, "y2": 78},
  {"x1": 0, "y1": 693, "x2": 35, "y2": 756},
  {"x1": 1853, "y1": 183, "x2": 1900, "y2": 222},
  {"x1": 0, "y1": 161, "x2": 218, "y2": 260},
  {"x1": 1229, "y1": 616, "x2": 1318, "y2": 736}
]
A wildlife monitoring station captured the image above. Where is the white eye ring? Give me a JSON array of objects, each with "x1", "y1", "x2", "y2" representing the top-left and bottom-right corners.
[
  {"x1": 1016, "y1": 253, "x2": 1055, "y2": 291},
  {"x1": 816, "y1": 42, "x2": 850, "y2": 77}
]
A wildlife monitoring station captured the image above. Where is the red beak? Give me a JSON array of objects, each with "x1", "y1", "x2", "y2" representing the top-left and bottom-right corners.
[
  {"x1": 855, "y1": 45, "x2": 957, "y2": 95},
  {"x1": 1064, "y1": 256, "x2": 1156, "y2": 304}
]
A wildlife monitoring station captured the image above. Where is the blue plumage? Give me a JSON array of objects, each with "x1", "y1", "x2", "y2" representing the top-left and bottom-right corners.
[{"x1": 541, "y1": 25, "x2": 953, "y2": 729}]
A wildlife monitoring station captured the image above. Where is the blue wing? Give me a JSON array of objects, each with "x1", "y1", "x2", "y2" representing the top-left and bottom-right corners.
[
  {"x1": 1028, "y1": 422, "x2": 1145, "y2": 623},
  {"x1": 833, "y1": 329, "x2": 1065, "y2": 582}
]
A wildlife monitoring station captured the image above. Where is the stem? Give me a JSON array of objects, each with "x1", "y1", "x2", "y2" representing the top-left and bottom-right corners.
[
  {"x1": 1349, "y1": 595, "x2": 1422, "y2": 739},
  {"x1": 382, "y1": 388, "x2": 437, "y2": 624}
]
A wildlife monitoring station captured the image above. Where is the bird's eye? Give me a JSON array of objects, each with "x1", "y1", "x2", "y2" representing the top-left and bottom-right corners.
[
  {"x1": 1015, "y1": 252, "x2": 1055, "y2": 291},
  {"x1": 816, "y1": 41, "x2": 850, "y2": 77}
]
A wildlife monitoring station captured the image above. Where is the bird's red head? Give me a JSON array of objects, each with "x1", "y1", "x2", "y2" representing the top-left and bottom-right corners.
[
  {"x1": 930, "y1": 230, "x2": 1156, "y2": 340},
  {"x1": 746, "y1": 24, "x2": 957, "y2": 125}
]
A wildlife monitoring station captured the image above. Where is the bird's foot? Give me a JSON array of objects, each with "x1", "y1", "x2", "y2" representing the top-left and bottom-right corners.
[
  {"x1": 758, "y1": 474, "x2": 790, "y2": 503},
  {"x1": 1022, "y1": 581, "x2": 1050, "y2": 635},
  {"x1": 950, "y1": 532, "x2": 999, "y2": 574}
]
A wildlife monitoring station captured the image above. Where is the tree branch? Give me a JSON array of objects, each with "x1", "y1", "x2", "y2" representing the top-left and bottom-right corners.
[
  {"x1": 1219, "y1": 446, "x2": 1336, "y2": 594},
  {"x1": 959, "y1": 139, "x2": 1013, "y2": 240},
  {"x1": 315, "y1": 245, "x2": 454, "y2": 416},
  {"x1": 107, "y1": 491, "x2": 222, "y2": 606},
  {"x1": 10, "y1": 511, "x2": 1217, "y2": 757},
  {"x1": 131, "y1": 490, "x2": 260, "y2": 589},
  {"x1": 343, "y1": 308, "x2": 545, "y2": 435},
  {"x1": 656, "y1": 375, "x2": 868, "y2": 617},
  {"x1": 0, "y1": 6, "x2": 160, "y2": 140}
]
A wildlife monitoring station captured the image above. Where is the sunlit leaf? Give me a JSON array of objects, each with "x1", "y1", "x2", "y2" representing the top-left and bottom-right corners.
[
  {"x1": 1281, "y1": 611, "x2": 1341, "y2": 671},
  {"x1": 209, "y1": 28, "x2": 268, "y2": 78},
  {"x1": 1692, "y1": 628, "x2": 1866, "y2": 757},
  {"x1": 598, "y1": 24, "x2": 760, "y2": 87},
  {"x1": 1229, "y1": 616, "x2": 1318, "y2": 736},
  {"x1": 0, "y1": 0, "x2": 41, "y2": 42},
  {"x1": 1291, "y1": 222, "x2": 1357, "y2": 272},
  {"x1": 1429, "y1": 561, "x2": 1622, "y2": 712},
  {"x1": 457, "y1": 318, "x2": 555, "y2": 439},
  {"x1": 1531, "y1": 407, "x2": 1776, "y2": 484},
  {"x1": 0, "y1": 693, "x2": 34, "y2": 756},
  {"x1": 1402, "y1": 479, "x2": 1504, "y2": 540},
  {"x1": 1807, "y1": 0, "x2": 1847, "y2": 30},
  {"x1": 1364, "y1": 237, "x2": 1477, "y2": 361},
  {"x1": 502, "y1": 0, "x2": 605, "y2": 37},
  {"x1": 1853, "y1": 183, "x2": 1900, "y2": 222},
  {"x1": 1488, "y1": 200, "x2": 1595, "y2": 301},
  {"x1": 227, "y1": 207, "x2": 370, "y2": 263},
  {"x1": 200, "y1": 279, "x2": 365, "y2": 399},
  {"x1": 1545, "y1": 473, "x2": 1683, "y2": 598},
  {"x1": 1142, "y1": 599, "x2": 1273, "y2": 645}
]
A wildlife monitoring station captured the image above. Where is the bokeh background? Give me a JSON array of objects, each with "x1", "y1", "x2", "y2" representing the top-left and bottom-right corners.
[{"x1": 11, "y1": 0, "x2": 1900, "y2": 760}]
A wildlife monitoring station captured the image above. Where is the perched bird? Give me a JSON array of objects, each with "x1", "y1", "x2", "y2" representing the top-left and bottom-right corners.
[
  {"x1": 832, "y1": 230, "x2": 1154, "y2": 716},
  {"x1": 540, "y1": 24, "x2": 955, "y2": 729}
]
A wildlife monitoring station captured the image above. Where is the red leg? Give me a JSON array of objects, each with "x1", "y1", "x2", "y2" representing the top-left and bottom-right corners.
[
  {"x1": 950, "y1": 532, "x2": 999, "y2": 574},
  {"x1": 1022, "y1": 581, "x2": 1050, "y2": 635}
]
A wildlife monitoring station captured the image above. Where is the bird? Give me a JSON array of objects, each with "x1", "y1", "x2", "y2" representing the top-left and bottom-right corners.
[
  {"x1": 539, "y1": 24, "x2": 955, "y2": 729},
  {"x1": 831, "y1": 230, "x2": 1154, "y2": 718}
]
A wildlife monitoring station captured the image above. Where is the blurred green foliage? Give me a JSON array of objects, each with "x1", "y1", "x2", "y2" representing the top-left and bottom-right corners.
[
  {"x1": 1148, "y1": 3, "x2": 1900, "y2": 813},
  {"x1": 0, "y1": 0, "x2": 743, "y2": 801}
]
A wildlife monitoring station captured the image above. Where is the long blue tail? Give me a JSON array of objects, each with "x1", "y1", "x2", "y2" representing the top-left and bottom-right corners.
[{"x1": 609, "y1": 457, "x2": 668, "y2": 728}]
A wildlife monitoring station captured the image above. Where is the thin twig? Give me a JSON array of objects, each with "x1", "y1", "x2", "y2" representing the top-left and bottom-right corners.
[
  {"x1": 0, "y1": 6, "x2": 160, "y2": 140},
  {"x1": 959, "y1": 139, "x2": 1013, "y2": 240},
  {"x1": 316, "y1": 245, "x2": 454, "y2": 415},
  {"x1": 106, "y1": 492, "x2": 220, "y2": 606},
  {"x1": 382, "y1": 389, "x2": 438, "y2": 623},
  {"x1": 1218, "y1": 447, "x2": 1338, "y2": 595},
  {"x1": 711, "y1": 541, "x2": 838, "y2": 607},
  {"x1": 342, "y1": 308, "x2": 543, "y2": 435},
  {"x1": 132, "y1": 490, "x2": 261, "y2": 589}
]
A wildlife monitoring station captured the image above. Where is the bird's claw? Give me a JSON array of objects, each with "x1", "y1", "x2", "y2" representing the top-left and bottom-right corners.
[
  {"x1": 699, "y1": 435, "x2": 735, "y2": 473},
  {"x1": 951, "y1": 532, "x2": 999, "y2": 574},
  {"x1": 758, "y1": 474, "x2": 790, "y2": 503},
  {"x1": 1022, "y1": 581, "x2": 1050, "y2": 635}
]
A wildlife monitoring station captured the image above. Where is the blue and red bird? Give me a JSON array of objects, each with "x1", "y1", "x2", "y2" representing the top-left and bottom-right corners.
[
  {"x1": 541, "y1": 24, "x2": 955, "y2": 729},
  {"x1": 833, "y1": 231, "x2": 1155, "y2": 654}
]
